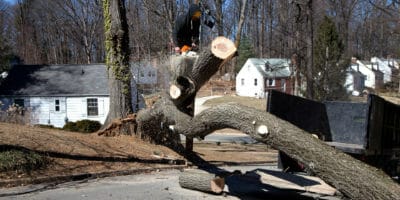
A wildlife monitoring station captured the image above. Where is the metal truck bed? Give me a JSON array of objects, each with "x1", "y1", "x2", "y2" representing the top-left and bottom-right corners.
[{"x1": 267, "y1": 90, "x2": 400, "y2": 176}]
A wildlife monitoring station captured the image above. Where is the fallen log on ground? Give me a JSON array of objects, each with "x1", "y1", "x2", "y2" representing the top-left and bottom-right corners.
[{"x1": 179, "y1": 169, "x2": 225, "y2": 194}]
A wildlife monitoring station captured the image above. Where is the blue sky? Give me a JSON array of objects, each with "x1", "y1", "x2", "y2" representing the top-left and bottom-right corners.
[{"x1": 4, "y1": 0, "x2": 16, "y2": 5}]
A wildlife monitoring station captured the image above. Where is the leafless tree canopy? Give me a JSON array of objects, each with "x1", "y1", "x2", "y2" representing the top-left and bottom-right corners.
[{"x1": 1, "y1": 0, "x2": 398, "y2": 66}]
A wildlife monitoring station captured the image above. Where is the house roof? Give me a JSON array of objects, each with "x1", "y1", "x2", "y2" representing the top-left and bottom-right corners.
[
  {"x1": 359, "y1": 60, "x2": 371, "y2": 65},
  {"x1": 246, "y1": 58, "x2": 291, "y2": 78},
  {"x1": 0, "y1": 64, "x2": 109, "y2": 97},
  {"x1": 348, "y1": 67, "x2": 365, "y2": 77}
]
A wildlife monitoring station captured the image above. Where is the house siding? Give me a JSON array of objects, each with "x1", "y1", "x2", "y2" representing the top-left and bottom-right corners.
[
  {"x1": 66, "y1": 97, "x2": 109, "y2": 127},
  {"x1": 30, "y1": 97, "x2": 66, "y2": 127},
  {"x1": 0, "y1": 96, "x2": 109, "y2": 128},
  {"x1": 264, "y1": 78, "x2": 293, "y2": 94},
  {"x1": 351, "y1": 62, "x2": 376, "y2": 89},
  {"x1": 236, "y1": 58, "x2": 292, "y2": 98},
  {"x1": 371, "y1": 57, "x2": 392, "y2": 83},
  {"x1": 236, "y1": 62, "x2": 266, "y2": 98}
]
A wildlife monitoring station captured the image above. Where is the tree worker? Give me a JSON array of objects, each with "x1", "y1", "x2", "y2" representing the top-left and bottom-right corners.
[{"x1": 172, "y1": 3, "x2": 201, "y2": 54}]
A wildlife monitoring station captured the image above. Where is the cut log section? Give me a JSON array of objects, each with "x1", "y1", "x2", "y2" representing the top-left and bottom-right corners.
[{"x1": 179, "y1": 169, "x2": 225, "y2": 194}]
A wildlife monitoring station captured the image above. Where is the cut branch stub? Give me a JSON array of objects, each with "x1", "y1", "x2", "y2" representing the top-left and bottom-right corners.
[
  {"x1": 211, "y1": 36, "x2": 237, "y2": 59},
  {"x1": 169, "y1": 76, "x2": 195, "y2": 100}
]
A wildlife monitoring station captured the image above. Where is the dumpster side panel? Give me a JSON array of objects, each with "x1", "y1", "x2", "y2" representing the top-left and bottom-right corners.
[
  {"x1": 369, "y1": 95, "x2": 400, "y2": 155},
  {"x1": 324, "y1": 102, "x2": 368, "y2": 146},
  {"x1": 267, "y1": 90, "x2": 331, "y2": 141},
  {"x1": 367, "y1": 95, "x2": 384, "y2": 155}
]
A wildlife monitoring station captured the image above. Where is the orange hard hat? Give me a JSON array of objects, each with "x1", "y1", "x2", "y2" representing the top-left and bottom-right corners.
[{"x1": 181, "y1": 45, "x2": 191, "y2": 53}]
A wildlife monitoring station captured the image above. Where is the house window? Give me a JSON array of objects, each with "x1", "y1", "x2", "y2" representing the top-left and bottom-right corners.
[
  {"x1": 267, "y1": 79, "x2": 275, "y2": 86},
  {"x1": 241, "y1": 78, "x2": 245, "y2": 86},
  {"x1": 87, "y1": 98, "x2": 98, "y2": 116},
  {"x1": 14, "y1": 99, "x2": 24, "y2": 107},
  {"x1": 254, "y1": 79, "x2": 258, "y2": 86},
  {"x1": 55, "y1": 99, "x2": 60, "y2": 112},
  {"x1": 140, "y1": 71, "x2": 144, "y2": 77},
  {"x1": 281, "y1": 79, "x2": 286, "y2": 92}
]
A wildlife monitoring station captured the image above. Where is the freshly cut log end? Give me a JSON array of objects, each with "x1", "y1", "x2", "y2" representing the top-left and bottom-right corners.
[
  {"x1": 179, "y1": 169, "x2": 225, "y2": 194},
  {"x1": 170, "y1": 84, "x2": 181, "y2": 99},
  {"x1": 211, "y1": 36, "x2": 237, "y2": 59}
]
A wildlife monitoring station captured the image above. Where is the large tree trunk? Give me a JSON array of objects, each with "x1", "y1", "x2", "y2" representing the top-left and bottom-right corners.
[
  {"x1": 102, "y1": 0, "x2": 133, "y2": 131},
  {"x1": 305, "y1": 0, "x2": 314, "y2": 99}
]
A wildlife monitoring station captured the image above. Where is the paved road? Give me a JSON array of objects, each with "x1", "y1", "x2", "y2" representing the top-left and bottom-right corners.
[
  {"x1": 191, "y1": 96, "x2": 257, "y2": 144},
  {"x1": 194, "y1": 95, "x2": 221, "y2": 115},
  {"x1": 0, "y1": 165, "x2": 340, "y2": 200},
  {"x1": 181, "y1": 133, "x2": 256, "y2": 144}
]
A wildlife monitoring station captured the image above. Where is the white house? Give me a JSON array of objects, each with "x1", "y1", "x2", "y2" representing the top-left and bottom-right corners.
[
  {"x1": 130, "y1": 61, "x2": 158, "y2": 85},
  {"x1": 236, "y1": 58, "x2": 292, "y2": 98},
  {"x1": 345, "y1": 68, "x2": 365, "y2": 95},
  {"x1": 350, "y1": 58, "x2": 383, "y2": 89},
  {"x1": 0, "y1": 64, "x2": 142, "y2": 128},
  {"x1": 371, "y1": 57, "x2": 394, "y2": 83}
]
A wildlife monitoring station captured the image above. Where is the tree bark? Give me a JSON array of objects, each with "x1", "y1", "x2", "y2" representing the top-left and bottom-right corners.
[
  {"x1": 179, "y1": 169, "x2": 225, "y2": 194},
  {"x1": 102, "y1": 0, "x2": 133, "y2": 131}
]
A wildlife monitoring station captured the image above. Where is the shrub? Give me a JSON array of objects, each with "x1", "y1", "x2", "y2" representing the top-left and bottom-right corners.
[
  {"x1": 63, "y1": 121, "x2": 78, "y2": 132},
  {"x1": 76, "y1": 120, "x2": 102, "y2": 133},
  {"x1": 34, "y1": 124, "x2": 56, "y2": 129},
  {"x1": 0, "y1": 149, "x2": 50, "y2": 173},
  {"x1": 0, "y1": 103, "x2": 31, "y2": 124},
  {"x1": 63, "y1": 120, "x2": 101, "y2": 133}
]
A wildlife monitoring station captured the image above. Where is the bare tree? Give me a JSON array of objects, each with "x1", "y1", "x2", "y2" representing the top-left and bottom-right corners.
[
  {"x1": 126, "y1": 0, "x2": 181, "y2": 59},
  {"x1": 0, "y1": 0, "x2": 14, "y2": 71},
  {"x1": 290, "y1": 0, "x2": 315, "y2": 99},
  {"x1": 54, "y1": 0, "x2": 103, "y2": 64},
  {"x1": 213, "y1": 0, "x2": 225, "y2": 36},
  {"x1": 327, "y1": 0, "x2": 358, "y2": 56}
]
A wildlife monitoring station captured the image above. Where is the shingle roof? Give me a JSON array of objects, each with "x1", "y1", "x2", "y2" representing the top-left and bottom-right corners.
[
  {"x1": 0, "y1": 64, "x2": 109, "y2": 96},
  {"x1": 246, "y1": 58, "x2": 291, "y2": 78}
]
